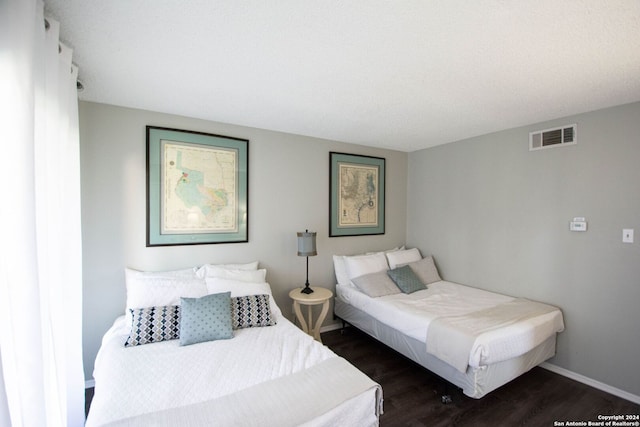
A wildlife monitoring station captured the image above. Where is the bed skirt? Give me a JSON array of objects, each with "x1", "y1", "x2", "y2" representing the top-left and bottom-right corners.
[{"x1": 334, "y1": 296, "x2": 557, "y2": 399}]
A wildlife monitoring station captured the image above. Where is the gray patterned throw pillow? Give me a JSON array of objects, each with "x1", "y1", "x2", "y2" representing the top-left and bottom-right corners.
[
  {"x1": 125, "y1": 305, "x2": 181, "y2": 347},
  {"x1": 231, "y1": 294, "x2": 277, "y2": 329}
]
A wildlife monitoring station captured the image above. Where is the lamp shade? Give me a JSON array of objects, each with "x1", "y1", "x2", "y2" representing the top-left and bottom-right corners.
[{"x1": 297, "y1": 230, "x2": 317, "y2": 257}]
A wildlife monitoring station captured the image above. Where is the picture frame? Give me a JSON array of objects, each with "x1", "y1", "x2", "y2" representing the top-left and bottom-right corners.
[
  {"x1": 146, "y1": 126, "x2": 248, "y2": 246},
  {"x1": 329, "y1": 152, "x2": 385, "y2": 237}
]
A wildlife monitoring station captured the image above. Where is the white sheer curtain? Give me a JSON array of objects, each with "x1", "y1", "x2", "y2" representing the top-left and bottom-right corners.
[{"x1": 0, "y1": 0, "x2": 85, "y2": 426}]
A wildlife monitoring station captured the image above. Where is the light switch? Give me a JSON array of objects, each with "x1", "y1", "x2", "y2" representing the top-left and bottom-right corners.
[{"x1": 623, "y1": 229, "x2": 634, "y2": 243}]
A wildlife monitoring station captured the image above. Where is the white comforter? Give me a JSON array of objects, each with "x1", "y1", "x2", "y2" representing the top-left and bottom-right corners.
[
  {"x1": 337, "y1": 281, "x2": 564, "y2": 370},
  {"x1": 87, "y1": 313, "x2": 380, "y2": 426}
]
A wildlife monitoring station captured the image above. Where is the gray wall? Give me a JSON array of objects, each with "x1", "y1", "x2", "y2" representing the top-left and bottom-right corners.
[
  {"x1": 407, "y1": 102, "x2": 640, "y2": 397},
  {"x1": 80, "y1": 100, "x2": 640, "y2": 398},
  {"x1": 79, "y1": 101, "x2": 408, "y2": 380}
]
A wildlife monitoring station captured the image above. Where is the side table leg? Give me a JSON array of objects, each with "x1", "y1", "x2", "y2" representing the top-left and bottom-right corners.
[
  {"x1": 293, "y1": 301, "x2": 309, "y2": 334},
  {"x1": 313, "y1": 300, "x2": 330, "y2": 343}
]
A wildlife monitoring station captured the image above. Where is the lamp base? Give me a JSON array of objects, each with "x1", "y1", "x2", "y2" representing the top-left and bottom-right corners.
[{"x1": 301, "y1": 285, "x2": 314, "y2": 294}]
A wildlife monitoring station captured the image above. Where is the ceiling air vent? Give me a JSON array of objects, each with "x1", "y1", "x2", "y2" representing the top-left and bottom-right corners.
[{"x1": 529, "y1": 124, "x2": 577, "y2": 151}]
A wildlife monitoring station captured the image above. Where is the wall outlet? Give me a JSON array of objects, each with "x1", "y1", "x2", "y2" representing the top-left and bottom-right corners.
[{"x1": 623, "y1": 229, "x2": 634, "y2": 243}]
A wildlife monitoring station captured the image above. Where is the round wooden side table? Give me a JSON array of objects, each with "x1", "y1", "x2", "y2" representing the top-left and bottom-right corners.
[{"x1": 289, "y1": 287, "x2": 333, "y2": 343}]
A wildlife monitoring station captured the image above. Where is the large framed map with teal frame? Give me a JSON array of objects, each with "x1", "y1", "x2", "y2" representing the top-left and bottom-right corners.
[
  {"x1": 146, "y1": 126, "x2": 248, "y2": 246},
  {"x1": 329, "y1": 152, "x2": 385, "y2": 237}
]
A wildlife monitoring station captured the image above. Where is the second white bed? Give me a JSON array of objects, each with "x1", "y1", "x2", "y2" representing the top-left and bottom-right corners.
[
  {"x1": 335, "y1": 280, "x2": 564, "y2": 398},
  {"x1": 337, "y1": 280, "x2": 564, "y2": 370}
]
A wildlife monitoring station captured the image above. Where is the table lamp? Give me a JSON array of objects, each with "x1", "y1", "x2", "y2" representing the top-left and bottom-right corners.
[{"x1": 297, "y1": 230, "x2": 317, "y2": 294}]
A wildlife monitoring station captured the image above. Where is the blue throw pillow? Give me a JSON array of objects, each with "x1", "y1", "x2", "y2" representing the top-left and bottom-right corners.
[
  {"x1": 387, "y1": 265, "x2": 426, "y2": 294},
  {"x1": 179, "y1": 292, "x2": 233, "y2": 346}
]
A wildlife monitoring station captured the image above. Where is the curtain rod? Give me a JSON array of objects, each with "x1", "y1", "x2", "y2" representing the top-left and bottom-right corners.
[{"x1": 44, "y1": 18, "x2": 84, "y2": 92}]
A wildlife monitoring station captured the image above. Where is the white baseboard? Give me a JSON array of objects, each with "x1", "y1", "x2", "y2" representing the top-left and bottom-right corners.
[
  {"x1": 320, "y1": 323, "x2": 343, "y2": 333},
  {"x1": 540, "y1": 362, "x2": 640, "y2": 405}
]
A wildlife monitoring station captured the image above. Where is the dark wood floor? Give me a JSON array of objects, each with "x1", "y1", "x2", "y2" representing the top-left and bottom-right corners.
[
  {"x1": 85, "y1": 327, "x2": 639, "y2": 425},
  {"x1": 322, "y1": 327, "x2": 639, "y2": 427}
]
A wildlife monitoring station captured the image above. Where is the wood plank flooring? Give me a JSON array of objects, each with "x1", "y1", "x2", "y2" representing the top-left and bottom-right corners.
[{"x1": 321, "y1": 327, "x2": 639, "y2": 427}]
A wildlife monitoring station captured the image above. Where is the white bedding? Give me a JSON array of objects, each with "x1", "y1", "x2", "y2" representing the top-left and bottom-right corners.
[
  {"x1": 87, "y1": 312, "x2": 381, "y2": 426},
  {"x1": 336, "y1": 281, "x2": 564, "y2": 370}
]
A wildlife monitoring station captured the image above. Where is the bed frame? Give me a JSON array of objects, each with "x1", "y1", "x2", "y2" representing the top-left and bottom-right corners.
[{"x1": 334, "y1": 296, "x2": 557, "y2": 399}]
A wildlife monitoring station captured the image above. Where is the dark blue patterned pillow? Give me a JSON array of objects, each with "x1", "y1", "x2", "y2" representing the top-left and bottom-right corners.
[
  {"x1": 231, "y1": 294, "x2": 277, "y2": 329},
  {"x1": 125, "y1": 305, "x2": 181, "y2": 347}
]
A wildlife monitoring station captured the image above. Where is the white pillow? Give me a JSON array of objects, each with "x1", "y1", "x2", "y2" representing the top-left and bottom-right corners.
[
  {"x1": 366, "y1": 246, "x2": 403, "y2": 255},
  {"x1": 205, "y1": 277, "x2": 270, "y2": 295},
  {"x1": 205, "y1": 278, "x2": 281, "y2": 317},
  {"x1": 215, "y1": 261, "x2": 259, "y2": 270},
  {"x1": 344, "y1": 252, "x2": 389, "y2": 280},
  {"x1": 333, "y1": 247, "x2": 401, "y2": 286},
  {"x1": 195, "y1": 261, "x2": 259, "y2": 277},
  {"x1": 125, "y1": 266, "x2": 198, "y2": 280},
  {"x1": 333, "y1": 255, "x2": 350, "y2": 286},
  {"x1": 386, "y1": 248, "x2": 422, "y2": 269},
  {"x1": 125, "y1": 274, "x2": 208, "y2": 310},
  {"x1": 124, "y1": 274, "x2": 208, "y2": 331},
  {"x1": 197, "y1": 265, "x2": 267, "y2": 282}
]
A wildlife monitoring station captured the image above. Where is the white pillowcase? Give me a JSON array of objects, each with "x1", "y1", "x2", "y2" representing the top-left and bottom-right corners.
[
  {"x1": 125, "y1": 266, "x2": 198, "y2": 280},
  {"x1": 195, "y1": 261, "x2": 259, "y2": 277},
  {"x1": 125, "y1": 272, "x2": 208, "y2": 309},
  {"x1": 197, "y1": 265, "x2": 267, "y2": 282},
  {"x1": 333, "y1": 246, "x2": 402, "y2": 286},
  {"x1": 205, "y1": 277, "x2": 270, "y2": 295},
  {"x1": 366, "y1": 246, "x2": 403, "y2": 255},
  {"x1": 333, "y1": 255, "x2": 351, "y2": 286},
  {"x1": 344, "y1": 252, "x2": 389, "y2": 280},
  {"x1": 205, "y1": 278, "x2": 282, "y2": 317},
  {"x1": 124, "y1": 273, "x2": 208, "y2": 331},
  {"x1": 386, "y1": 248, "x2": 422, "y2": 269}
]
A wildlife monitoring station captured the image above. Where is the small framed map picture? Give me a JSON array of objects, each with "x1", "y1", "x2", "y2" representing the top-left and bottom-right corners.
[
  {"x1": 146, "y1": 126, "x2": 248, "y2": 246},
  {"x1": 329, "y1": 152, "x2": 385, "y2": 237}
]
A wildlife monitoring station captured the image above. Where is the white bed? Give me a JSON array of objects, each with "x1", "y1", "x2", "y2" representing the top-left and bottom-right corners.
[
  {"x1": 86, "y1": 264, "x2": 382, "y2": 426},
  {"x1": 332, "y1": 249, "x2": 565, "y2": 399}
]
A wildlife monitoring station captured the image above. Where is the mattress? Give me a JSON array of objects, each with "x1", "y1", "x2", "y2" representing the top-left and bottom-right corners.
[
  {"x1": 337, "y1": 281, "x2": 564, "y2": 370},
  {"x1": 86, "y1": 312, "x2": 381, "y2": 426}
]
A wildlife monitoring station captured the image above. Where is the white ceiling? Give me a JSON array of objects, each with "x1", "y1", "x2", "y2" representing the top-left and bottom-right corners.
[{"x1": 45, "y1": 0, "x2": 640, "y2": 152}]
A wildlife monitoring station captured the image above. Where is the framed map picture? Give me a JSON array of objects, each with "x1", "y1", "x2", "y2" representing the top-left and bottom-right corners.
[
  {"x1": 146, "y1": 126, "x2": 248, "y2": 246},
  {"x1": 329, "y1": 152, "x2": 385, "y2": 237}
]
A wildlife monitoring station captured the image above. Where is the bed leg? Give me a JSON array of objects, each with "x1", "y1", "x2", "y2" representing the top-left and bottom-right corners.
[
  {"x1": 333, "y1": 315, "x2": 348, "y2": 335},
  {"x1": 337, "y1": 318, "x2": 349, "y2": 335},
  {"x1": 340, "y1": 319, "x2": 347, "y2": 335}
]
